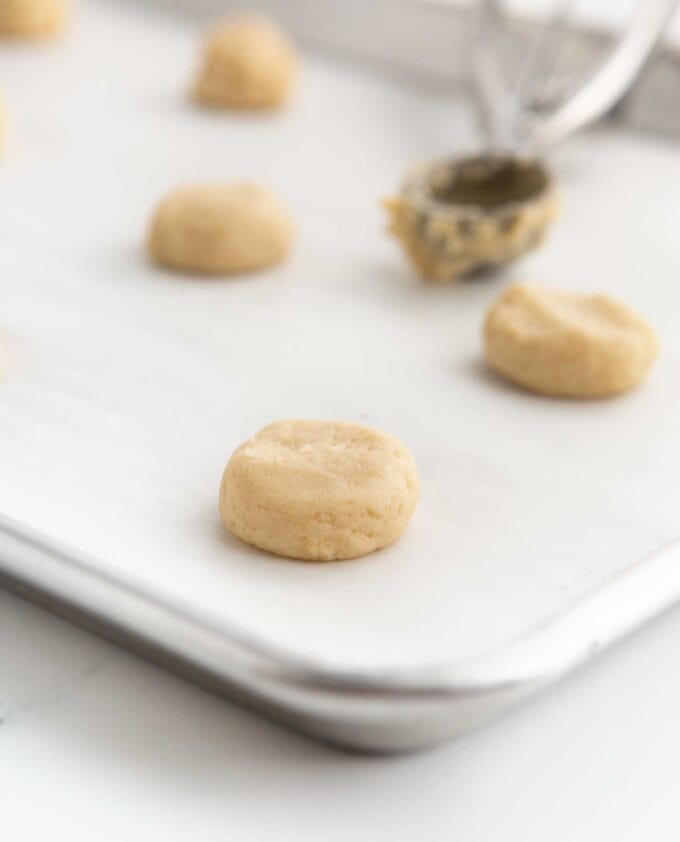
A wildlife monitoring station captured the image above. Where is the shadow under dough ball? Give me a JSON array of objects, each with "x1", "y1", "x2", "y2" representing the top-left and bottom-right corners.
[
  {"x1": 0, "y1": 0, "x2": 70, "y2": 37},
  {"x1": 148, "y1": 182, "x2": 293, "y2": 275},
  {"x1": 219, "y1": 419, "x2": 420, "y2": 562},
  {"x1": 483, "y1": 282, "x2": 659, "y2": 398},
  {"x1": 193, "y1": 15, "x2": 297, "y2": 110}
]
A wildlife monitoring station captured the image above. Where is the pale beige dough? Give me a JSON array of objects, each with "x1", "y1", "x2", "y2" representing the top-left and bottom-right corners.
[
  {"x1": 148, "y1": 182, "x2": 293, "y2": 275},
  {"x1": 219, "y1": 420, "x2": 420, "y2": 561},
  {"x1": 193, "y1": 15, "x2": 296, "y2": 110},
  {"x1": 484, "y1": 282, "x2": 659, "y2": 398},
  {"x1": 0, "y1": 0, "x2": 69, "y2": 37}
]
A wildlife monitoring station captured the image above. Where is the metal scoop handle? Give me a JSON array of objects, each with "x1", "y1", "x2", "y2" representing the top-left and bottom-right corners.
[{"x1": 474, "y1": 0, "x2": 679, "y2": 155}]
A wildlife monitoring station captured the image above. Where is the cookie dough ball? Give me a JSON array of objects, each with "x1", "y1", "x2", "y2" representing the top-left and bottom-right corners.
[
  {"x1": 220, "y1": 420, "x2": 419, "y2": 561},
  {"x1": 148, "y1": 182, "x2": 293, "y2": 275},
  {"x1": 483, "y1": 282, "x2": 659, "y2": 397},
  {"x1": 0, "y1": 0, "x2": 69, "y2": 38},
  {"x1": 193, "y1": 15, "x2": 296, "y2": 110}
]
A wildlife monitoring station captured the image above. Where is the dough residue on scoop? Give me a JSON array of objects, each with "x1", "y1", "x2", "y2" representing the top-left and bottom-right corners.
[{"x1": 385, "y1": 157, "x2": 559, "y2": 283}]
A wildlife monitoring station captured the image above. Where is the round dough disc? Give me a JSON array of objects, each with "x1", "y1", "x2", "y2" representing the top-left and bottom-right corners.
[
  {"x1": 148, "y1": 182, "x2": 293, "y2": 275},
  {"x1": 0, "y1": 0, "x2": 69, "y2": 37},
  {"x1": 219, "y1": 420, "x2": 420, "y2": 561},
  {"x1": 484, "y1": 282, "x2": 659, "y2": 397},
  {"x1": 193, "y1": 15, "x2": 296, "y2": 110}
]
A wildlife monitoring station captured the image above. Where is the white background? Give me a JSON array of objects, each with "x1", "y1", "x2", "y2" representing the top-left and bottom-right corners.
[
  {"x1": 2, "y1": 0, "x2": 680, "y2": 838},
  {"x1": 4, "y1": 588, "x2": 680, "y2": 840}
]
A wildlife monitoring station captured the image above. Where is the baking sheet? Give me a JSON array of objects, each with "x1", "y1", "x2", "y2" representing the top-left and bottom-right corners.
[{"x1": 1, "y1": 0, "x2": 680, "y2": 673}]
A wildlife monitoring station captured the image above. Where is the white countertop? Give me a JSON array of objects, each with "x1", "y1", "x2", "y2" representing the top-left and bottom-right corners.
[{"x1": 3, "y1": 588, "x2": 680, "y2": 839}]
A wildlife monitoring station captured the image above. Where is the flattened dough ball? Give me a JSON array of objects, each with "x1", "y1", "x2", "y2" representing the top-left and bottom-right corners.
[
  {"x1": 148, "y1": 182, "x2": 293, "y2": 275},
  {"x1": 193, "y1": 15, "x2": 296, "y2": 110},
  {"x1": 0, "y1": 0, "x2": 69, "y2": 38},
  {"x1": 483, "y1": 282, "x2": 658, "y2": 398},
  {"x1": 219, "y1": 420, "x2": 420, "y2": 561}
]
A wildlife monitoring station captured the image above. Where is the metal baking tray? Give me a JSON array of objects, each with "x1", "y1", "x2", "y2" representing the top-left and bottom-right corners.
[{"x1": 1, "y1": 0, "x2": 680, "y2": 752}]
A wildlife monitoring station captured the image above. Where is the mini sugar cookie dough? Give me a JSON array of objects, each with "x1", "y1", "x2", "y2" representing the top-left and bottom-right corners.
[
  {"x1": 148, "y1": 182, "x2": 293, "y2": 275},
  {"x1": 0, "y1": 0, "x2": 69, "y2": 37},
  {"x1": 483, "y1": 282, "x2": 659, "y2": 398},
  {"x1": 193, "y1": 15, "x2": 296, "y2": 110},
  {"x1": 219, "y1": 419, "x2": 420, "y2": 562},
  {"x1": 385, "y1": 156, "x2": 558, "y2": 282}
]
